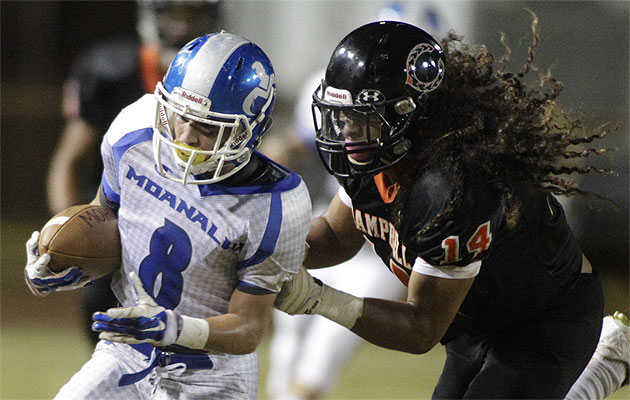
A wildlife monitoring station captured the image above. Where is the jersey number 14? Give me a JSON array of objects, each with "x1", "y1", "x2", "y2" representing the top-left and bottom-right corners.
[{"x1": 440, "y1": 221, "x2": 492, "y2": 265}]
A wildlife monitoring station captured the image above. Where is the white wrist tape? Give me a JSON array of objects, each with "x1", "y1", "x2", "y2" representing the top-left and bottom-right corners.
[
  {"x1": 174, "y1": 315, "x2": 210, "y2": 350},
  {"x1": 317, "y1": 284, "x2": 364, "y2": 330}
]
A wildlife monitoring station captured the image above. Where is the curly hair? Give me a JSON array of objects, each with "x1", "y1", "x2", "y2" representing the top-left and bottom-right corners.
[{"x1": 393, "y1": 11, "x2": 615, "y2": 235}]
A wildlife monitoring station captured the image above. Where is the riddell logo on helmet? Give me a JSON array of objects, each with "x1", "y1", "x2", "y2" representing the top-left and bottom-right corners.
[
  {"x1": 181, "y1": 90, "x2": 203, "y2": 104},
  {"x1": 324, "y1": 87, "x2": 353, "y2": 105},
  {"x1": 231, "y1": 131, "x2": 248, "y2": 147},
  {"x1": 158, "y1": 105, "x2": 168, "y2": 126},
  {"x1": 326, "y1": 89, "x2": 347, "y2": 100}
]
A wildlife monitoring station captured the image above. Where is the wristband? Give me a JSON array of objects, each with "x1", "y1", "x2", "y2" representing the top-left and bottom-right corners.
[
  {"x1": 317, "y1": 284, "x2": 364, "y2": 330},
  {"x1": 174, "y1": 315, "x2": 210, "y2": 350}
]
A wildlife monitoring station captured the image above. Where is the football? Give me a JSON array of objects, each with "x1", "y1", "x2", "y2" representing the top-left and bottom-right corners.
[{"x1": 38, "y1": 204, "x2": 121, "y2": 280}]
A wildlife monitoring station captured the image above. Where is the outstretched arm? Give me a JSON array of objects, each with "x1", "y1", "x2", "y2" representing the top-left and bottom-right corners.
[
  {"x1": 352, "y1": 272, "x2": 473, "y2": 353},
  {"x1": 277, "y1": 189, "x2": 474, "y2": 354},
  {"x1": 276, "y1": 266, "x2": 472, "y2": 354}
]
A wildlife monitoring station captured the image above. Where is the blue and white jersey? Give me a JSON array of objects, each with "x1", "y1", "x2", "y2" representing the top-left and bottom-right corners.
[{"x1": 100, "y1": 94, "x2": 311, "y2": 328}]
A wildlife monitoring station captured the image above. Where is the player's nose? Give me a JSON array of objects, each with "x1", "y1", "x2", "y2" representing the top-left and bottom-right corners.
[
  {"x1": 343, "y1": 123, "x2": 364, "y2": 141},
  {"x1": 177, "y1": 122, "x2": 201, "y2": 147}
]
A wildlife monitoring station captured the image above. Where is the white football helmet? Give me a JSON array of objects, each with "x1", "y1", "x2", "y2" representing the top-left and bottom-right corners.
[{"x1": 153, "y1": 32, "x2": 276, "y2": 184}]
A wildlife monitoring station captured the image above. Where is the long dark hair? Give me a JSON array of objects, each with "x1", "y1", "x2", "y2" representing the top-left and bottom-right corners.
[{"x1": 393, "y1": 12, "x2": 615, "y2": 235}]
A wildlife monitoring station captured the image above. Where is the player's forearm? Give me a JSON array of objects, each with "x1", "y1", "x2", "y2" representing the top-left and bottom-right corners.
[
  {"x1": 297, "y1": 283, "x2": 440, "y2": 354},
  {"x1": 47, "y1": 159, "x2": 82, "y2": 214},
  {"x1": 351, "y1": 298, "x2": 440, "y2": 354},
  {"x1": 201, "y1": 313, "x2": 270, "y2": 354}
]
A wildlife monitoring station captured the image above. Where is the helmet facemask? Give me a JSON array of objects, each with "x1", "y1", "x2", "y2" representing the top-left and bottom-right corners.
[
  {"x1": 152, "y1": 32, "x2": 276, "y2": 185},
  {"x1": 312, "y1": 21, "x2": 445, "y2": 178},
  {"x1": 154, "y1": 82, "x2": 270, "y2": 184},
  {"x1": 313, "y1": 83, "x2": 417, "y2": 178}
]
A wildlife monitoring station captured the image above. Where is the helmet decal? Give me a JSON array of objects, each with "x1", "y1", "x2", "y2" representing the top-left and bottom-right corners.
[
  {"x1": 242, "y1": 61, "x2": 274, "y2": 116},
  {"x1": 406, "y1": 43, "x2": 445, "y2": 93},
  {"x1": 324, "y1": 86, "x2": 353, "y2": 104},
  {"x1": 358, "y1": 89, "x2": 386, "y2": 103}
]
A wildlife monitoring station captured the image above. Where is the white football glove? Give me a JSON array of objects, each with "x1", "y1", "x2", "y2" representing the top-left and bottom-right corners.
[
  {"x1": 92, "y1": 272, "x2": 210, "y2": 349},
  {"x1": 24, "y1": 231, "x2": 90, "y2": 296},
  {"x1": 274, "y1": 266, "x2": 326, "y2": 315},
  {"x1": 274, "y1": 267, "x2": 364, "y2": 330}
]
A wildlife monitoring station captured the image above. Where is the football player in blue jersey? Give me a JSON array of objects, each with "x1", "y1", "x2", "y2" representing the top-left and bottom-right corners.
[
  {"x1": 275, "y1": 20, "x2": 626, "y2": 398},
  {"x1": 27, "y1": 32, "x2": 311, "y2": 399},
  {"x1": 47, "y1": 0, "x2": 224, "y2": 347}
]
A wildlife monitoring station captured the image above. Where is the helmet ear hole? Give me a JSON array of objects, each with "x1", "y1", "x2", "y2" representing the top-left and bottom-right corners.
[{"x1": 394, "y1": 99, "x2": 416, "y2": 115}]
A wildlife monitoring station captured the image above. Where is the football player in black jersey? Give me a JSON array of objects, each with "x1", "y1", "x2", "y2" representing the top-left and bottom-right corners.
[
  {"x1": 275, "y1": 20, "x2": 623, "y2": 398},
  {"x1": 47, "y1": 0, "x2": 223, "y2": 345}
]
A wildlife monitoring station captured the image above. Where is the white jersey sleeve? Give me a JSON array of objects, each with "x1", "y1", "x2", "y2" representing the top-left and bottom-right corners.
[
  {"x1": 235, "y1": 177, "x2": 311, "y2": 294},
  {"x1": 100, "y1": 94, "x2": 156, "y2": 206}
]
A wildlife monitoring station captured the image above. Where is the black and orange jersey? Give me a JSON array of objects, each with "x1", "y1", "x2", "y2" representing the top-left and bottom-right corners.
[
  {"x1": 339, "y1": 168, "x2": 584, "y2": 336},
  {"x1": 63, "y1": 37, "x2": 160, "y2": 133},
  {"x1": 61, "y1": 37, "x2": 161, "y2": 189}
]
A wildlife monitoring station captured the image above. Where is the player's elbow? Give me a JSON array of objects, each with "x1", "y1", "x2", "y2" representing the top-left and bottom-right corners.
[
  {"x1": 377, "y1": 320, "x2": 441, "y2": 354},
  {"x1": 404, "y1": 315, "x2": 443, "y2": 354},
  {"x1": 402, "y1": 328, "x2": 440, "y2": 354},
  {"x1": 235, "y1": 329, "x2": 265, "y2": 354},
  {"x1": 410, "y1": 335, "x2": 440, "y2": 354}
]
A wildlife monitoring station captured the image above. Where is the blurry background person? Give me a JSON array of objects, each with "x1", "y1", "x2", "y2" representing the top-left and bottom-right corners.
[
  {"x1": 45, "y1": 0, "x2": 224, "y2": 345},
  {"x1": 261, "y1": 3, "x2": 475, "y2": 398}
]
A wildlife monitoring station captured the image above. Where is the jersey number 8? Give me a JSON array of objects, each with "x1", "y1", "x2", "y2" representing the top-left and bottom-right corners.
[{"x1": 138, "y1": 219, "x2": 192, "y2": 309}]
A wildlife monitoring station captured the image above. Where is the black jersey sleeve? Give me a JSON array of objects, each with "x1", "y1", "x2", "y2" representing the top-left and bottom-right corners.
[
  {"x1": 65, "y1": 37, "x2": 145, "y2": 133},
  {"x1": 403, "y1": 170, "x2": 505, "y2": 268}
]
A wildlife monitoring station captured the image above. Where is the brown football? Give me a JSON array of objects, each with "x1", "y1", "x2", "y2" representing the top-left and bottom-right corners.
[{"x1": 38, "y1": 204, "x2": 120, "y2": 280}]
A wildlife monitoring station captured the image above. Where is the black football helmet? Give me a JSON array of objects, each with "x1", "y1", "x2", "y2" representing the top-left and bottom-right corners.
[{"x1": 313, "y1": 21, "x2": 445, "y2": 178}]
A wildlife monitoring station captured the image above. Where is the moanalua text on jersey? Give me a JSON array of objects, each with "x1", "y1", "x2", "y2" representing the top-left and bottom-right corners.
[{"x1": 125, "y1": 164, "x2": 245, "y2": 253}]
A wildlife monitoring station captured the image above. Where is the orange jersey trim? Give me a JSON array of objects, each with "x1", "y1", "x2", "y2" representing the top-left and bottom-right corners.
[{"x1": 374, "y1": 172, "x2": 401, "y2": 203}]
